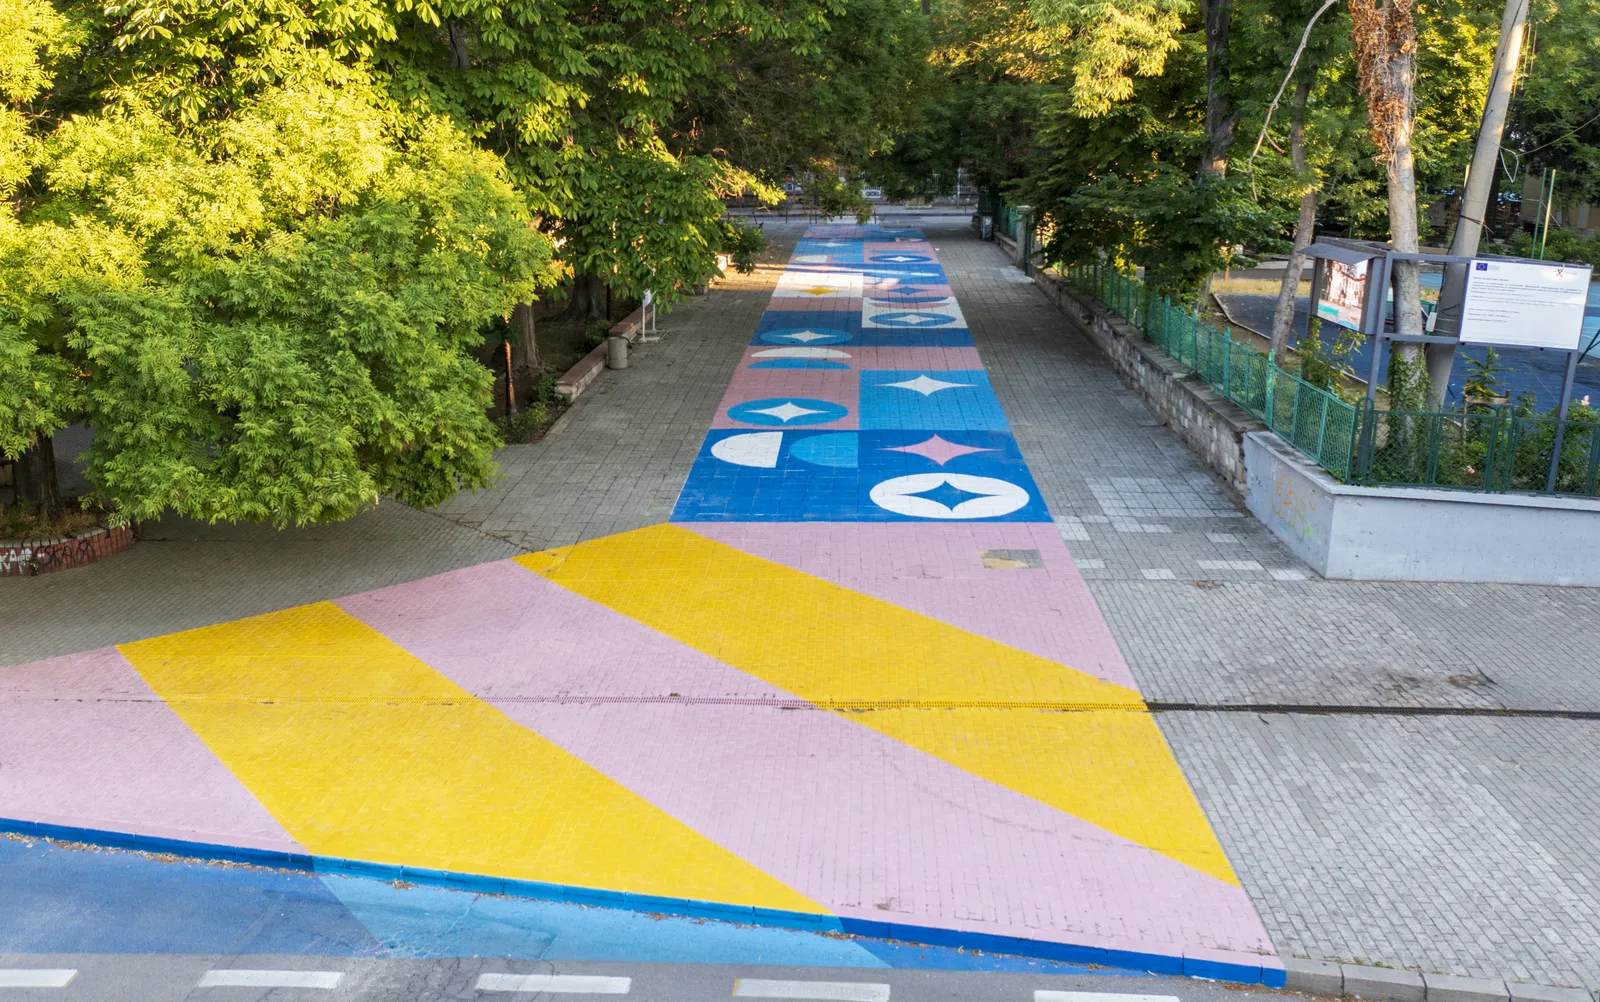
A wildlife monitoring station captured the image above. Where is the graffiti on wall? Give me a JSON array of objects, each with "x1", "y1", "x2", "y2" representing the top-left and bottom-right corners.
[{"x1": 1271, "y1": 461, "x2": 1319, "y2": 542}]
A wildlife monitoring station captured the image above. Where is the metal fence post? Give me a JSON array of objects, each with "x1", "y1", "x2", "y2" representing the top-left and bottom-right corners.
[{"x1": 1315, "y1": 389, "x2": 1330, "y2": 460}]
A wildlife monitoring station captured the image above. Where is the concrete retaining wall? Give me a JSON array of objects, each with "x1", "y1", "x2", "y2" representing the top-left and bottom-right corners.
[
  {"x1": 1244, "y1": 430, "x2": 1600, "y2": 585},
  {"x1": 1030, "y1": 269, "x2": 1263, "y2": 495}
]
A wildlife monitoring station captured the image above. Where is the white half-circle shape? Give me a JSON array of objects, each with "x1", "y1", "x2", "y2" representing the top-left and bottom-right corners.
[
  {"x1": 751, "y1": 347, "x2": 853, "y2": 359},
  {"x1": 711, "y1": 431, "x2": 783, "y2": 468}
]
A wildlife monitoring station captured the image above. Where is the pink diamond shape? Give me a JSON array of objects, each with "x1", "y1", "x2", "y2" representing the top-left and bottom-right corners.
[{"x1": 881, "y1": 435, "x2": 997, "y2": 466}]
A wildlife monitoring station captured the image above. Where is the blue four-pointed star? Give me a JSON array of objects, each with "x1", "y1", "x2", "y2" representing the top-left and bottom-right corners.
[{"x1": 906, "y1": 479, "x2": 994, "y2": 511}]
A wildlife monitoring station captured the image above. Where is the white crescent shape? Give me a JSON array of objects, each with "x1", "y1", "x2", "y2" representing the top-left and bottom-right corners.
[
  {"x1": 751, "y1": 347, "x2": 853, "y2": 359},
  {"x1": 711, "y1": 431, "x2": 783, "y2": 468}
]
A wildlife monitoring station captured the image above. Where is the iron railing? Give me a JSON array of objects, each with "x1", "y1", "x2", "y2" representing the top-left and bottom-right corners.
[
  {"x1": 1063, "y1": 262, "x2": 1359, "y2": 480},
  {"x1": 1354, "y1": 406, "x2": 1600, "y2": 495}
]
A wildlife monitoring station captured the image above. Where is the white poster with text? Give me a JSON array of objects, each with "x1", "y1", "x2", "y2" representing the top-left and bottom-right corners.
[{"x1": 1460, "y1": 259, "x2": 1592, "y2": 350}]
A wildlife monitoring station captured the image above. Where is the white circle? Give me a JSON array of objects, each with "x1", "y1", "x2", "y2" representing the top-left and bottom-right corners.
[{"x1": 869, "y1": 473, "x2": 1030, "y2": 520}]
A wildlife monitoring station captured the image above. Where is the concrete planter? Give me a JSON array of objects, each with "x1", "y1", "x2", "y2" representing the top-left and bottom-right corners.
[{"x1": 1244, "y1": 430, "x2": 1600, "y2": 585}]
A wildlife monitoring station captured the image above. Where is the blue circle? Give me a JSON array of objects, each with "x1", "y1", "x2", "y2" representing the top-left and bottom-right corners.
[
  {"x1": 757, "y1": 327, "x2": 852, "y2": 346},
  {"x1": 870, "y1": 311, "x2": 956, "y2": 328},
  {"x1": 789, "y1": 432, "x2": 859, "y2": 468},
  {"x1": 727, "y1": 398, "x2": 850, "y2": 426}
]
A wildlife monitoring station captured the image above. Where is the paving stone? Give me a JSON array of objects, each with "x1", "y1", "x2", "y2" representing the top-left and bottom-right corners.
[
  {"x1": 1426, "y1": 974, "x2": 1510, "y2": 1002},
  {"x1": 1345, "y1": 966, "x2": 1426, "y2": 1002}
]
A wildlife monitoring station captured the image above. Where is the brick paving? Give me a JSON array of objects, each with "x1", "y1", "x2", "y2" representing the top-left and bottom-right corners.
[
  {"x1": 928, "y1": 219, "x2": 1600, "y2": 988},
  {"x1": 2, "y1": 217, "x2": 1598, "y2": 988}
]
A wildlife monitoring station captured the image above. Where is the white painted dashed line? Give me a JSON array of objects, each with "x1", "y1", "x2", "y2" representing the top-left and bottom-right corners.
[
  {"x1": 733, "y1": 978, "x2": 891, "y2": 1001},
  {"x1": 1270, "y1": 568, "x2": 1310, "y2": 581},
  {"x1": 1076, "y1": 559, "x2": 1107, "y2": 569},
  {"x1": 0, "y1": 970, "x2": 77, "y2": 988},
  {"x1": 1206, "y1": 532, "x2": 1241, "y2": 544},
  {"x1": 1035, "y1": 993, "x2": 1182, "y2": 1002},
  {"x1": 1196, "y1": 559, "x2": 1264, "y2": 571},
  {"x1": 1141, "y1": 568, "x2": 1177, "y2": 580},
  {"x1": 476, "y1": 974, "x2": 632, "y2": 994},
  {"x1": 196, "y1": 970, "x2": 343, "y2": 989}
]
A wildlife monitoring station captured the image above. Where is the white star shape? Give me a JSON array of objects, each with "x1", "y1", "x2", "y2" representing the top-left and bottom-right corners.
[
  {"x1": 892, "y1": 313, "x2": 946, "y2": 325},
  {"x1": 750, "y1": 401, "x2": 825, "y2": 422},
  {"x1": 882, "y1": 375, "x2": 972, "y2": 396},
  {"x1": 780, "y1": 330, "x2": 832, "y2": 343},
  {"x1": 880, "y1": 255, "x2": 920, "y2": 262}
]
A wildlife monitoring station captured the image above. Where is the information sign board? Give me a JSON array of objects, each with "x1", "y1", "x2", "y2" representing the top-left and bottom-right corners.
[
  {"x1": 1460, "y1": 259, "x2": 1593, "y2": 350},
  {"x1": 1316, "y1": 259, "x2": 1369, "y2": 330}
]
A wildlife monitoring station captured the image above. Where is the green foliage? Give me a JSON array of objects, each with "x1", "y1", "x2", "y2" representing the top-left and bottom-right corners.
[
  {"x1": 1506, "y1": 227, "x2": 1600, "y2": 267},
  {"x1": 716, "y1": 219, "x2": 767, "y2": 274},
  {"x1": 1295, "y1": 317, "x2": 1362, "y2": 401},
  {"x1": 3, "y1": 72, "x2": 559, "y2": 525},
  {"x1": 1462, "y1": 346, "x2": 1510, "y2": 403}
]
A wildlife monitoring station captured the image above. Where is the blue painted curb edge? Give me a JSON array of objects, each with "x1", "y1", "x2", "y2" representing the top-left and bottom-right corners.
[{"x1": 0, "y1": 815, "x2": 1284, "y2": 987}]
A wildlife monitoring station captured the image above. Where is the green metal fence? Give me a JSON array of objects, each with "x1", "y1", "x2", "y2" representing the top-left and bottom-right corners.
[
  {"x1": 994, "y1": 203, "x2": 1018, "y2": 241},
  {"x1": 1061, "y1": 262, "x2": 1600, "y2": 496},
  {"x1": 1354, "y1": 406, "x2": 1600, "y2": 496},
  {"x1": 1063, "y1": 262, "x2": 1359, "y2": 480}
]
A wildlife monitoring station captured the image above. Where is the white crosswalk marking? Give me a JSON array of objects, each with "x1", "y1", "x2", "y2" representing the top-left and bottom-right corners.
[
  {"x1": 197, "y1": 970, "x2": 343, "y2": 989},
  {"x1": 0, "y1": 970, "x2": 77, "y2": 988},
  {"x1": 1036, "y1": 985, "x2": 1190, "y2": 992},
  {"x1": 476, "y1": 974, "x2": 632, "y2": 994},
  {"x1": 733, "y1": 979, "x2": 891, "y2": 1001}
]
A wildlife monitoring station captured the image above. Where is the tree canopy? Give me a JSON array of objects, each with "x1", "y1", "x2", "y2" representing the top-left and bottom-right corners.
[
  {"x1": 2, "y1": 0, "x2": 931, "y2": 525},
  {"x1": 877, "y1": 0, "x2": 1595, "y2": 296}
]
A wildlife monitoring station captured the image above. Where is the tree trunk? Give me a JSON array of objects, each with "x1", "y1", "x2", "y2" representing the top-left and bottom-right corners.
[
  {"x1": 510, "y1": 302, "x2": 538, "y2": 395},
  {"x1": 1425, "y1": 0, "x2": 1529, "y2": 407},
  {"x1": 15, "y1": 432, "x2": 64, "y2": 523},
  {"x1": 1350, "y1": 0, "x2": 1426, "y2": 404},
  {"x1": 563, "y1": 274, "x2": 608, "y2": 321},
  {"x1": 447, "y1": 20, "x2": 472, "y2": 71},
  {"x1": 1270, "y1": 79, "x2": 1318, "y2": 361},
  {"x1": 1198, "y1": 0, "x2": 1237, "y2": 178}
]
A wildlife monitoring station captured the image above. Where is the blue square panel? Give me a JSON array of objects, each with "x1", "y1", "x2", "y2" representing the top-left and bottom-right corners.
[
  {"x1": 859, "y1": 370, "x2": 1011, "y2": 431},
  {"x1": 672, "y1": 429, "x2": 1050, "y2": 522},
  {"x1": 858, "y1": 430, "x2": 1051, "y2": 522}
]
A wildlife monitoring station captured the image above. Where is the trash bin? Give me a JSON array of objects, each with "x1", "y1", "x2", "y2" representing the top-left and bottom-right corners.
[{"x1": 606, "y1": 335, "x2": 629, "y2": 370}]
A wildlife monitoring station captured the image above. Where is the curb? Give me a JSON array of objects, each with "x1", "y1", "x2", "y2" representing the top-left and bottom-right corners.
[
  {"x1": 1, "y1": 816, "x2": 1281, "y2": 985},
  {"x1": 1283, "y1": 959, "x2": 1597, "y2": 1002}
]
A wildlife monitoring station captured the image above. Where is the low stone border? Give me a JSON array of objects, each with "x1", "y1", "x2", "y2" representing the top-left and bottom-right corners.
[
  {"x1": 1284, "y1": 959, "x2": 1596, "y2": 1002},
  {"x1": 553, "y1": 305, "x2": 651, "y2": 403},
  {"x1": 0, "y1": 523, "x2": 136, "y2": 576}
]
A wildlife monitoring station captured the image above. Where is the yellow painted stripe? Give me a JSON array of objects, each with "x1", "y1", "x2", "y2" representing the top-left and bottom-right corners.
[
  {"x1": 118, "y1": 602, "x2": 824, "y2": 913},
  {"x1": 517, "y1": 524, "x2": 1239, "y2": 886}
]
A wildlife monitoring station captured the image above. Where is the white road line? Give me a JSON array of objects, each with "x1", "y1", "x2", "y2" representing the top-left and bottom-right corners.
[
  {"x1": 476, "y1": 974, "x2": 632, "y2": 994},
  {"x1": 1030, "y1": 985, "x2": 1184, "y2": 992},
  {"x1": 196, "y1": 970, "x2": 343, "y2": 989},
  {"x1": 0, "y1": 970, "x2": 77, "y2": 988},
  {"x1": 733, "y1": 979, "x2": 891, "y2": 1002}
]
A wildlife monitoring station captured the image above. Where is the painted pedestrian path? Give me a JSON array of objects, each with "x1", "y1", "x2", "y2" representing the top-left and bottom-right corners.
[{"x1": 0, "y1": 226, "x2": 1279, "y2": 983}]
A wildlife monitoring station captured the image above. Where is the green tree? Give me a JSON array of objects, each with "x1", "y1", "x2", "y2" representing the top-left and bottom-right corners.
[{"x1": 2, "y1": 23, "x2": 557, "y2": 525}]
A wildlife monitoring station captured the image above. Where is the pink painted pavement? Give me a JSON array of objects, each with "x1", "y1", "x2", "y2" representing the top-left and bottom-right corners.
[
  {"x1": 0, "y1": 646, "x2": 303, "y2": 852},
  {"x1": 683, "y1": 522, "x2": 1137, "y2": 689},
  {"x1": 336, "y1": 559, "x2": 1275, "y2": 963}
]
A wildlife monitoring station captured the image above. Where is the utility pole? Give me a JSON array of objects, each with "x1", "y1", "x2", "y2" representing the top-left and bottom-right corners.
[{"x1": 1424, "y1": 0, "x2": 1530, "y2": 407}]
